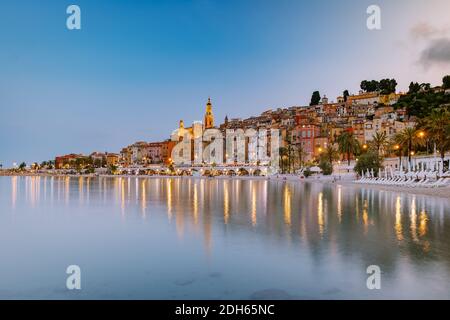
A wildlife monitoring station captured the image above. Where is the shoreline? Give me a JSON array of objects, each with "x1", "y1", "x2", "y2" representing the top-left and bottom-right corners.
[
  {"x1": 336, "y1": 180, "x2": 450, "y2": 200},
  {"x1": 2, "y1": 172, "x2": 450, "y2": 199}
]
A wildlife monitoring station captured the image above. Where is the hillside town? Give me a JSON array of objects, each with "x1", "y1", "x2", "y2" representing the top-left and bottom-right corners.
[{"x1": 4, "y1": 76, "x2": 450, "y2": 179}]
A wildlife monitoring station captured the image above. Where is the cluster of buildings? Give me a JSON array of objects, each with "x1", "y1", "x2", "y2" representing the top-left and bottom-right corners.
[
  {"x1": 219, "y1": 91, "x2": 413, "y2": 162},
  {"x1": 55, "y1": 143, "x2": 178, "y2": 170},
  {"x1": 55, "y1": 152, "x2": 120, "y2": 170},
  {"x1": 54, "y1": 90, "x2": 416, "y2": 170},
  {"x1": 118, "y1": 141, "x2": 177, "y2": 167}
]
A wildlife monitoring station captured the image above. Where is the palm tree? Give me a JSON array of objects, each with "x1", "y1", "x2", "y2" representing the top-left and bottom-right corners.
[
  {"x1": 322, "y1": 144, "x2": 339, "y2": 164},
  {"x1": 337, "y1": 131, "x2": 361, "y2": 167},
  {"x1": 279, "y1": 147, "x2": 288, "y2": 173},
  {"x1": 423, "y1": 108, "x2": 450, "y2": 161},
  {"x1": 286, "y1": 134, "x2": 295, "y2": 173},
  {"x1": 394, "y1": 127, "x2": 424, "y2": 163},
  {"x1": 281, "y1": 131, "x2": 295, "y2": 173},
  {"x1": 390, "y1": 135, "x2": 404, "y2": 167},
  {"x1": 294, "y1": 143, "x2": 307, "y2": 170},
  {"x1": 18, "y1": 162, "x2": 26, "y2": 171},
  {"x1": 369, "y1": 131, "x2": 389, "y2": 157},
  {"x1": 75, "y1": 158, "x2": 84, "y2": 173},
  {"x1": 108, "y1": 164, "x2": 118, "y2": 175}
]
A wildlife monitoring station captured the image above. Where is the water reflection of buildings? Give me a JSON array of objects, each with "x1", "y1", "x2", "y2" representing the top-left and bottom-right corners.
[
  {"x1": 6, "y1": 176, "x2": 450, "y2": 270},
  {"x1": 251, "y1": 181, "x2": 257, "y2": 226},
  {"x1": 283, "y1": 184, "x2": 291, "y2": 227},
  {"x1": 317, "y1": 192, "x2": 324, "y2": 236},
  {"x1": 223, "y1": 180, "x2": 229, "y2": 224},
  {"x1": 395, "y1": 196, "x2": 403, "y2": 241}
]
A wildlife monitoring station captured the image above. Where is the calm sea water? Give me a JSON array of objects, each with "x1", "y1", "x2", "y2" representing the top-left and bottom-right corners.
[{"x1": 1, "y1": 176, "x2": 450, "y2": 299}]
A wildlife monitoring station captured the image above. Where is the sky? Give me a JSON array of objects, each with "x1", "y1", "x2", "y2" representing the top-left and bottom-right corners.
[{"x1": 1, "y1": 0, "x2": 449, "y2": 166}]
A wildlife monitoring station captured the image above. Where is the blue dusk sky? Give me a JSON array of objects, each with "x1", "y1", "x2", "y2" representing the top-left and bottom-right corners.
[{"x1": 1, "y1": 0, "x2": 449, "y2": 166}]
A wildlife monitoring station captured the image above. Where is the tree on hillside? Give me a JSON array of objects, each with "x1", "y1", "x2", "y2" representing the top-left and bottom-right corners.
[
  {"x1": 408, "y1": 82, "x2": 430, "y2": 94},
  {"x1": 443, "y1": 75, "x2": 450, "y2": 89},
  {"x1": 343, "y1": 90, "x2": 349, "y2": 102},
  {"x1": 360, "y1": 79, "x2": 397, "y2": 94},
  {"x1": 361, "y1": 80, "x2": 379, "y2": 92},
  {"x1": 394, "y1": 75, "x2": 450, "y2": 119},
  {"x1": 19, "y1": 162, "x2": 26, "y2": 171},
  {"x1": 379, "y1": 78, "x2": 397, "y2": 95},
  {"x1": 310, "y1": 91, "x2": 321, "y2": 106},
  {"x1": 408, "y1": 82, "x2": 420, "y2": 94}
]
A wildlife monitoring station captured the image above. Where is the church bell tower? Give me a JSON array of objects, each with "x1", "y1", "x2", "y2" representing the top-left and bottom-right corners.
[{"x1": 204, "y1": 97, "x2": 214, "y2": 129}]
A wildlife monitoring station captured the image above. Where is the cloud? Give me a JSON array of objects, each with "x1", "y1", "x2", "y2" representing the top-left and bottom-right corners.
[
  {"x1": 411, "y1": 22, "x2": 438, "y2": 39},
  {"x1": 419, "y1": 38, "x2": 450, "y2": 67},
  {"x1": 410, "y1": 22, "x2": 449, "y2": 40}
]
